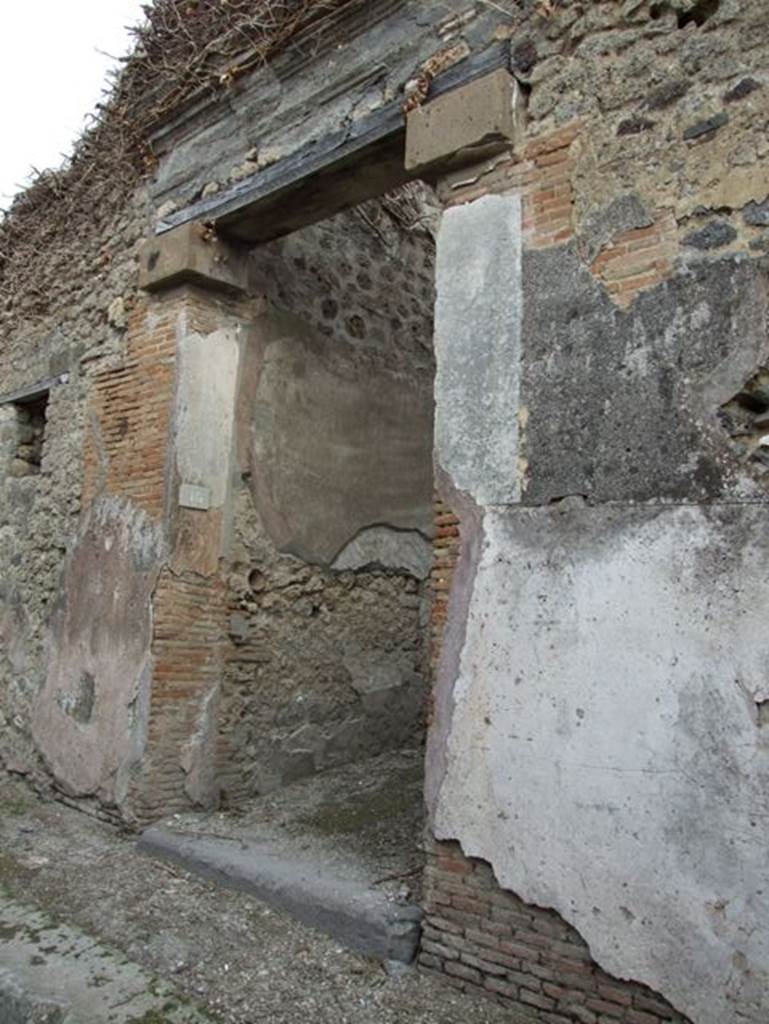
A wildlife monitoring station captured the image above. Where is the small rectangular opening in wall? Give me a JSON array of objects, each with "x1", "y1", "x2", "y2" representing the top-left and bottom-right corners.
[{"x1": 10, "y1": 391, "x2": 49, "y2": 477}]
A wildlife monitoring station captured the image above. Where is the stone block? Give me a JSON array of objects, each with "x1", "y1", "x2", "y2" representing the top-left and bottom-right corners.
[
  {"x1": 139, "y1": 826, "x2": 423, "y2": 963},
  {"x1": 8, "y1": 459, "x2": 36, "y2": 478},
  {"x1": 743, "y1": 199, "x2": 769, "y2": 226},
  {"x1": 405, "y1": 70, "x2": 522, "y2": 175},
  {"x1": 138, "y1": 221, "x2": 251, "y2": 295},
  {"x1": 434, "y1": 193, "x2": 523, "y2": 505}
]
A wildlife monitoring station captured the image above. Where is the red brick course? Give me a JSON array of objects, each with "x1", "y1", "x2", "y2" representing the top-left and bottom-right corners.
[
  {"x1": 439, "y1": 122, "x2": 677, "y2": 307},
  {"x1": 588, "y1": 213, "x2": 677, "y2": 308},
  {"x1": 430, "y1": 493, "x2": 461, "y2": 680},
  {"x1": 440, "y1": 123, "x2": 579, "y2": 249},
  {"x1": 134, "y1": 567, "x2": 228, "y2": 821},
  {"x1": 420, "y1": 839, "x2": 691, "y2": 1024},
  {"x1": 82, "y1": 296, "x2": 177, "y2": 521}
]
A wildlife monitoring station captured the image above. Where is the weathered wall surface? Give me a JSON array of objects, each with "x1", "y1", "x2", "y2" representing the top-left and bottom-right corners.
[
  {"x1": 0, "y1": 192, "x2": 149, "y2": 791},
  {"x1": 218, "y1": 203, "x2": 436, "y2": 800},
  {"x1": 4, "y1": 1, "x2": 769, "y2": 1017},
  {"x1": 28, "y1": 284, "x2": 195, "y2": 820},
  {"x1": 246, "y1": 199, "x2": 435, "y2": 558},
  {"x1": 430, "y1": 498, "x2": 769, "y2": 1023},
  {"x1": 426, "y1": 0, "x2": 769, "y2": 1013},
  {"x1": 1, "y1": 186, "x2": 436, "y2": 821},
  {"x1": 31, "y1": 497, "x2": 162, "y2": 808},
  {"x1": 148, "y1": 0, "x2": 504, "y2": 213},
  {"x1": 133, "y1": 289, "x2": 249, "y2": 821}
]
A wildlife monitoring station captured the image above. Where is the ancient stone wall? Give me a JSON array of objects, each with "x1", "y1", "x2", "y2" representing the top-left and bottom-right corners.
[
  {"x1": 425, "y1": 3, "x2": 769, "y2": 1022},
  {"x1": 3, "y1": 1, "x2": 769, "y2": 1018},
  {"x1": 0, "y1": 192, "x2": 149, "y2": 790}
]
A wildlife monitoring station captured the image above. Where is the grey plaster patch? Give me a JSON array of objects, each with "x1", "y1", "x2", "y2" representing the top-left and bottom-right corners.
[
  {"x1": 243, "y1": 306, "x2": 433, "y2": 565},
  {"x1": 332, "y1": 526, "x2": 432, "y2": 579},
  {"x1": 434, "y1": 195, "x2": 523, "y2": 506},
  {"x1": 578, "y1": 193, "x2": 653, "y2": 264},
  {"x1": 520, "y1": 247, "x2": 769, "y2": 503},
  {"x1": 432, "y1": 501, "x2": 769, "y2": 1024}
]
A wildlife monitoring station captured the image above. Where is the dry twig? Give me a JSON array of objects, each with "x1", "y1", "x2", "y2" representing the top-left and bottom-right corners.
[{"x1": 0, "y1": 0, "x2": 358, "y2": 325}]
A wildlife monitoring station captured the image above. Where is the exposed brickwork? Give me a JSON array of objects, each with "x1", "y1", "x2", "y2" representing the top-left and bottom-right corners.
[
  {"x1": 518, "y1": 126, "x2": 579, "y2": 250},
  {"x1": 79, "y1": 283, "x2": 253, "y2": 820},
  {"x1": 421, "y1": 839, "x2": 690, "y2": 1024},
  {"x1": 438, "y1": 124, "x2": 578, "y2": 250},
  {"x1": 134, "y1": 287, "x2": 250, "y2": 820},
  {"x1": 438, "y1": 86, "x2": 769, "y2": 314},
  {"x1": 135, "y1": 569, "x2": 228, "y2": 820},
  {"x1": 430, "y1": 494, "x2": 460, "y2": 678},
  {"x1": 589, "y1": 212, "x2": 678, "y2": 308},
  {"x1": 81, "y1": 297, "x2": 177, "y2": 521}
]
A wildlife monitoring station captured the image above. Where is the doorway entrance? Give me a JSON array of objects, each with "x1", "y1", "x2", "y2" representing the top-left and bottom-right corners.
[{"x1": 217, "y1": 183, "x2": 439, "y2": 806}]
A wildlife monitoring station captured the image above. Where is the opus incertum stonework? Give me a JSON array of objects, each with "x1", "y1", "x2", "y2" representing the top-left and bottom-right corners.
[{"x1": 2, "y1": 2, "x2": 769, "y2": 1022}]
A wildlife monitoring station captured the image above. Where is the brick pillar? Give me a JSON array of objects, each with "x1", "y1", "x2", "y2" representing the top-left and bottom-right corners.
[
  {"x1": 82, "y1": 293, "x2": 178, "y2": 522},
  {"x1": 128, "y1": 225, "x2": 254, "y2": 821}
]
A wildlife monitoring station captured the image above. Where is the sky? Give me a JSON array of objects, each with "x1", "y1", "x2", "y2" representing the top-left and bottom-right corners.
[{"x1": 0, "y1": 0, "x2": 146, "y2": 208}]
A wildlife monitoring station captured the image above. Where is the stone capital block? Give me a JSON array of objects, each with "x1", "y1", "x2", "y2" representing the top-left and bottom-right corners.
[
  {"x1": 138, "y1": 221, "x2": 250, "y2": 296},
  {"x1": 405, "y1": 69, "x2": 522, "y2": 175}
]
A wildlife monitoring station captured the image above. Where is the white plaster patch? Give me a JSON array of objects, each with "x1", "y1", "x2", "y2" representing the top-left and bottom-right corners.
[
  {"x1": 175, "y1": 326, "x2": 241, "y2": 509},
  {"x1": 434, "y1": 194, "x2": 523, "y2": 505},
  {"x1": 332, "y1": 526, "x2": 432, "y2": 579},
  {"x1": 434, "y1": 503, "x2": 769, "y2": 1024}
]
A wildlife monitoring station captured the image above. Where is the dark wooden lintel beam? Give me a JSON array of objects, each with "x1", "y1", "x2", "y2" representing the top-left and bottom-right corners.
[{"x1": 156, "y1": 40, "x2": 510, "y2": 246}]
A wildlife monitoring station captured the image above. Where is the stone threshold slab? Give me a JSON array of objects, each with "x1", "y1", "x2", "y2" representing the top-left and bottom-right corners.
[{"x1": 138, "y1": 826, "x2": 422, "y2": 964}]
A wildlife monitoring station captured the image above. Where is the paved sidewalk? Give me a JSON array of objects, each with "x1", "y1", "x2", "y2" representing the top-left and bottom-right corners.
[{"x1": 0, "y1": 893, "x2": 213, "y2": 1023}]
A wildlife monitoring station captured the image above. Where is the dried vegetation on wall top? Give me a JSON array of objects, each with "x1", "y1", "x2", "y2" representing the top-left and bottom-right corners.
[{"x1": 0, "y1": 0, "x2": 359, "y2": 321}]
